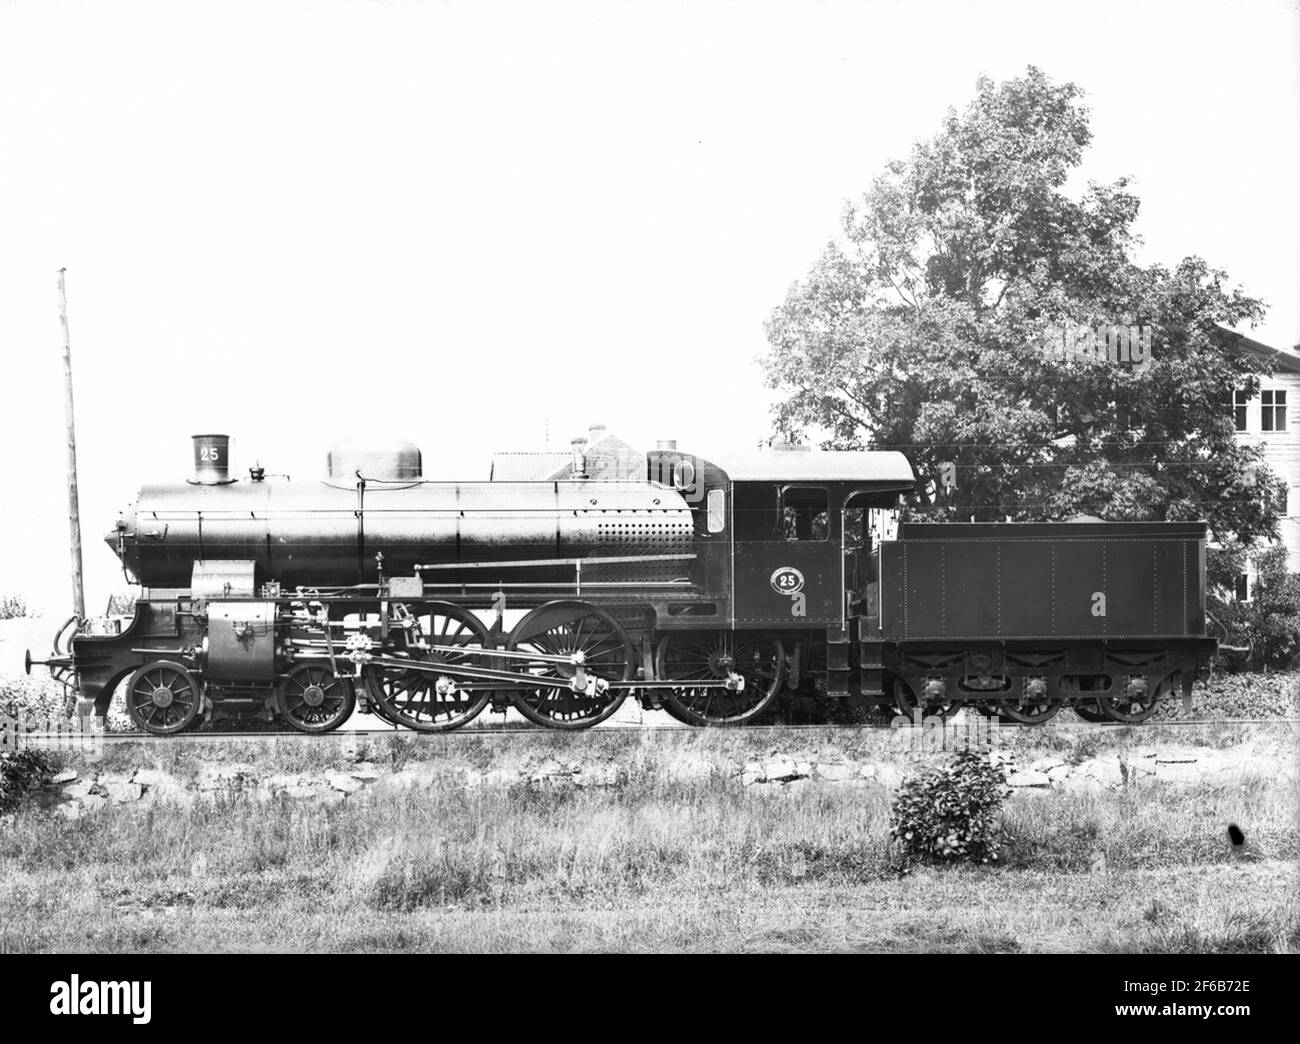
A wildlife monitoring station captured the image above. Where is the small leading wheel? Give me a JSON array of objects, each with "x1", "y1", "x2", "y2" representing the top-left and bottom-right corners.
[
  {"x1": 277, "y1": 665, "x2": 356, "y2": 733},
  {"x1": 506, "y1": 601, "x2": 633, "y2": 730},
  {"x1": 364, "y1": 603, "x2": 496, "y2": 732},
  {"x1": 657, "y1": 632, "x2": 784, "y2": 726},
  {"x1": 1098, "y1": 675, "x2": 1169, "y2": 724},
  {"x1": 125, "y1": 660, "x2": 202, "y2": 735}
]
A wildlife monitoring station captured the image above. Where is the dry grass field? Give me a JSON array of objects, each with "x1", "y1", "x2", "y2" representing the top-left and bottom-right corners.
[{"x1": 1, "y1": 723, "x2": 1296, "y2": 953}]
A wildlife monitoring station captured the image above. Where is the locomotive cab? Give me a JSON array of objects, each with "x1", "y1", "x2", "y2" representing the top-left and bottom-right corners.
[{"x1": 648, "y1": 444, "x2": 916, "y2": 632}]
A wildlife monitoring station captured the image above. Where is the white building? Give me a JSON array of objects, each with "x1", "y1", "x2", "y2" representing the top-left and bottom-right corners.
[{"x1": 1227, "y1": 330, "x2": 1300, "y2": 587}]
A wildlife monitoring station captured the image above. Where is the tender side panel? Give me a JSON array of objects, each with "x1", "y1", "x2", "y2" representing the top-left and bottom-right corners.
[{"x1": 880, "y1": 531, "x2": 1204, "y2": 641}]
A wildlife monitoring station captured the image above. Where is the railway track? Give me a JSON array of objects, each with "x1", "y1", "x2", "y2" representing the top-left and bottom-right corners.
[{"x1": 29, "y1": 716, "x2": 1300, "y2": 743}]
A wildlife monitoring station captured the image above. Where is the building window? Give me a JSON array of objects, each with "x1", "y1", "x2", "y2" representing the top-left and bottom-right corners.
[
  {"x1": 1261, "y1": 389, "x2": 1287, "y2": 432},
  {"x1": 1233, "y1": 389, "x2": 1249, "y2": 432},
  {"x1": 1234, "y1": 556, "x2": 1260, "y2": 602}
]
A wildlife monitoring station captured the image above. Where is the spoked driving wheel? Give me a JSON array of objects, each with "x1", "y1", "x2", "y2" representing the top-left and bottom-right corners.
[
  {"x1": 506, "y1": 601, "x2": 633, "y2": 729},
  {"x1": 277, "y1": 665, "x2": 356, "y2": 733},
  {"x1": 125, "y1": 660, "x2": 201, "y2": 735},
  {"x1": 657, "y1": 632, "x2": 784, "y2": 726},
  {"x1": 364, "y1": 695, "x2": 402, "y2": 726},
  {"x1": 363, "y1": 603, "x2": 495, "y2": 732}
]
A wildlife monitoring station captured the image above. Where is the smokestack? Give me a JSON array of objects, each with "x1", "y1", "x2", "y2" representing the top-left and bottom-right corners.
[
  {"x1": 191, "y1": 434, "x2": 232, "y2": 484},
  {"x1": 571, "y1": 436, "x2": 589, "y2": 479}
]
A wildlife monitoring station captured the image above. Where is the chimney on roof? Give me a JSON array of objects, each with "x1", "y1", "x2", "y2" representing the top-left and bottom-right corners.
[
  {"x1": 656, "y1": 439, "x2": 677, "y2": 451},
  {"x1": 588, "y1": 423, "x2": 607, "y2": 441},
  {"x1": 571, "y1": 436, "x2": 589, "y2": 479}
]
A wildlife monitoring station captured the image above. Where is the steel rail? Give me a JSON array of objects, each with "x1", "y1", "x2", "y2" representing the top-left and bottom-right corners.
[{"x1": 44, "y1": 716, "x2": 1300, "y2": 741}]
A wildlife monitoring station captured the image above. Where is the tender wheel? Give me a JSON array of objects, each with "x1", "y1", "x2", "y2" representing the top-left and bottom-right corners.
[
  {"x1": 506, "y1": 601, "x2": 632, "y2": 730},
  {"x1": 124, "y1": 660, "x2": 201, "y2": 735},
  {"x1": 277, "y1": 665, "x2": 356, "y2": 733},
  {"x1": 972, "y1": 703, "x2": 1019, "y2": 724},
  {"x1": 1059, "y1": 675, "x2": 1119, "y2": 723},
  {"x1": 993, "y1": 695, "x2": 1062, "y2": 725},
  {"x1": 657, "y1": 632, "x2": 784, "y2": 726},
  {"x1": 893, "y1": 677, "x2": 964, "y2": 719},
  {"x1": 992, "y1": 679, "x2": 1062, "y2": 724},
  {"x1": 1098, "y1": 675, "x2": 1169, "y2": 724},
  {"x1": 363, "y1": 603, "x2": 495, "y2": 732}
]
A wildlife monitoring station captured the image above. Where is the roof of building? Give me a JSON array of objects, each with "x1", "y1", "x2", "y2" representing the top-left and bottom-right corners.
[
  {"x1": 489, "y1": 425, "x2": 646, "y2": 482},
  {"x1": 545, "y1": 429, "x2": 644, "y2": 482},
  {"x1": 1219, "y1": 326, "x2": 1300, "y2": 375},
  {"x1": 488, "y1": 451, "x2": 572, "y2": 481}
]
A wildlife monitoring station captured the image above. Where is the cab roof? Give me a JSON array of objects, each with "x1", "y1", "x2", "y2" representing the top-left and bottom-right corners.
[{"x1": 685, "y1": 447, "x2": 916, "y2": 486}]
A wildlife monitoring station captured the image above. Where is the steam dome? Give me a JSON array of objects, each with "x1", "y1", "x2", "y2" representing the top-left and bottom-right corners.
[{"x1": 326, "y1": 436, "x2": 423, "y2": 482}]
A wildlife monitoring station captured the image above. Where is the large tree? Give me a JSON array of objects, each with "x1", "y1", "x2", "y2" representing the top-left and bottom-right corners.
[{"x1": 763, "y1": 67, "x2": 1282, "y2": 546}]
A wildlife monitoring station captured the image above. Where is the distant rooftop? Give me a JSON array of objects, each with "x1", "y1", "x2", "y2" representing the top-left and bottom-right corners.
[
  {"x1": 488, "y1": 451, "x2": 571, "y2": 481},
  {"x1": 490, "y1": 424, "x2": 645, "y2": 482},
  {"x1": 1219, "y1": 326, "x2": 1300, "y2": 375}
]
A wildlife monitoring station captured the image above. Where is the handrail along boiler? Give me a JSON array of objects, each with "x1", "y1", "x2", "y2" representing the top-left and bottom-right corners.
[{"x1": 31, "y1": 433, "x2": 1217, "y2": 732}]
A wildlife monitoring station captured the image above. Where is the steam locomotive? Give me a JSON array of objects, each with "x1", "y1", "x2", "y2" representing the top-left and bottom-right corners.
[{"x1": 31, "y1": 432, "x2": 1216, "y2": 733}]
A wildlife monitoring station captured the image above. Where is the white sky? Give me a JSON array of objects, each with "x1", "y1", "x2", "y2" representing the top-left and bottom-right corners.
[{"x1": 1, "y1": 0, "x2": 1297, "y2": 615}]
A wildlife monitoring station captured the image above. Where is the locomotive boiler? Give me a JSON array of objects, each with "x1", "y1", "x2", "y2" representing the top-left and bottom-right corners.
[{"x1": 32, "y1": 432, "x2": 1217, "y2": 733}]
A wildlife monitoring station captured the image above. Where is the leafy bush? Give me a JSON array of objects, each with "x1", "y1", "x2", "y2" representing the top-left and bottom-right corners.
[
  {"x1": 0, "y1": 679, "x2": 72, "y2": 723},
  {"x1": 889, "y1": 751, "x2": 1011, "y2": 869},
  {"x1": 0, "y1": 748, "x2": 57, "y2": 813},
  {"x1": 1157, "y1": 669, "x2": 1299, "y2": 720},
  {"x1": 1208, "y1": 544, "x2": 1300, "y2": 670},
  {"x1": 0, "y1": 594, "x2": 30, "y2": 620}
]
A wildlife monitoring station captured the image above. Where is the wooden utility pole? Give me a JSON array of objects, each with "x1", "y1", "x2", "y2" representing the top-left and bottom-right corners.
[{"x1": 57, "y1": 268, "x2": 85, "y2": 621}]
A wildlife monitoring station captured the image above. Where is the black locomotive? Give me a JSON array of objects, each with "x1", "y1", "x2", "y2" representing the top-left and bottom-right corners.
[{"x1": 31, "y1": 432, "x2": 1215, "y2": 732}]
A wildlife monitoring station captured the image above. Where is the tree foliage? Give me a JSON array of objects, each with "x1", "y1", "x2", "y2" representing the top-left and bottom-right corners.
[
  {"x1": 1207, "y1": 543, "x2": 1300, "y2": 669},
  {"x1": 763, "y1": 67, "x2": 1281, "y2": 545}
]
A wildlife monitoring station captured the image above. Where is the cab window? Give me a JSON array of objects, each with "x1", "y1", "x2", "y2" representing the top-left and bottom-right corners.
[
  {"x1": 781, "y1": 486, "x2": 828, "y2": 541},
  {"x1": 706, "y1": 488, "x2": 725, "y2": 533}
]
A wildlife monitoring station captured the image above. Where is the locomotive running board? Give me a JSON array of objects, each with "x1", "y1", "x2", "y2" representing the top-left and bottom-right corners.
[{"x1": 414, "y1": 553, "x2": 696, "y2": 572}]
